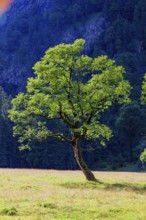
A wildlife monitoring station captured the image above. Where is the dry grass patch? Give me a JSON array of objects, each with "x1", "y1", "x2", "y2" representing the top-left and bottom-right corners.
[{"x1": 0, "y1": 169, "x2": 146, "y2": 219}]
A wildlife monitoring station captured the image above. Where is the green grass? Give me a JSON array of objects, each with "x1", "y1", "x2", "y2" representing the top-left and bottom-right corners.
[{"x1": 0, "y1": 169, "x2": 146, "y2": 219}]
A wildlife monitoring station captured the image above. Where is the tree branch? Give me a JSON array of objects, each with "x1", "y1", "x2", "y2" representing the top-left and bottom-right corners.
[
  {"x1": 86, "y1": 111, "x2": 93, "y2": 124},
  {"x1": 50, "y1": 133, "x2": 72, "y2": 143},
  {"x1": 58, "y1": 101, "x2": 77, "y2": 128},
  {"x1": 77, "y1": 81, "x2": 86, "y2": 121},
  {"x1": 65, "y1": 87, "x2": 78, "y2": 118}
]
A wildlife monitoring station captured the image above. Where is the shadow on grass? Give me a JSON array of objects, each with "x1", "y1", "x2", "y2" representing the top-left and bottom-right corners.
[
  {"x1": 104, "y1": 182, "x2": 146, "y2": 192},
  {"x1": 59, "y1": 180, "x2": 146, "y2": 192}
]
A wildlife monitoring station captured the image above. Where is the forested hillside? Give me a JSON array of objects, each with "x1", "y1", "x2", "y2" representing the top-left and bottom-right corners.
[{"x1": 1, "y1": 0, "x2": 146, "y2": 170}]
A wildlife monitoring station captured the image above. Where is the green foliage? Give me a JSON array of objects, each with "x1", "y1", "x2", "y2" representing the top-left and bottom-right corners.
[
  {"x1": 9, "y1": 39, "x2": 131, "y2": 151},
  {"x1": 141, "y1": 74, "x2": 146, "y2": 104},
  {"x1": 0, "y1": 207, "x2": 17, "y2": 216},
  {"x1": 140, "y1": 148, "x2": 146, "y2": 163},
  {"x1": 116, "y1": 102, "x2": 146, "y2": 163},
  {"x1": 0, "y1": 87, "x2": 20, "y2": 167},
  {"x1": 140, "y1": 74, "x2": 146, "y2": 163}
]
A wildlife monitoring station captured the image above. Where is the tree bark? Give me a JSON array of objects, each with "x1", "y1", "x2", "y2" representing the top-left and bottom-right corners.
[{"x1": 72, "y1": 138, "x2": 97, "y2": 181}]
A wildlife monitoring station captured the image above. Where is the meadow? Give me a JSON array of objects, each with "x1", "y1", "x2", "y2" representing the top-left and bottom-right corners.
[{"x1": 0, "y1": 169, "x2": 146, "y2": 220}]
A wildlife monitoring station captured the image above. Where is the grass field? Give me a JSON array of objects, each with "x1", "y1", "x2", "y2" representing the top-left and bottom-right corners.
[{"x1": 0, "y1": 169, "x2": 146, "y2": 220}]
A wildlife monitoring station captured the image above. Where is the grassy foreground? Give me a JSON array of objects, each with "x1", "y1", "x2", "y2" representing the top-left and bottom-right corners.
[{"x1": 0, "y1": 169, "x2": 146, "y2": 219}]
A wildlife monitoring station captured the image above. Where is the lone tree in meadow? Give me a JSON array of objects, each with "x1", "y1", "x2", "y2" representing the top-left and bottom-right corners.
[{"x1": 9, "y1": 39, "x2": 131, "y2": 181}]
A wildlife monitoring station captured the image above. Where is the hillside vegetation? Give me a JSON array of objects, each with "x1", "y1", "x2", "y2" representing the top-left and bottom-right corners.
[{"x1": 1, "y1": 0, "x2": 146, "y2": 170}]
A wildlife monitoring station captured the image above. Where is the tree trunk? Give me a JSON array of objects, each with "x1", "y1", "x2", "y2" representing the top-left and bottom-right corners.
[{"x1": 72, "y1": 138, "x2": 96, "y2": 181}]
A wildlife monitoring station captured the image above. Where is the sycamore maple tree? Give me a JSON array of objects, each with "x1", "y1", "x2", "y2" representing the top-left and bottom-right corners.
[{"x1": 9, "y1": 39, "x2": 131, "y2": 181}]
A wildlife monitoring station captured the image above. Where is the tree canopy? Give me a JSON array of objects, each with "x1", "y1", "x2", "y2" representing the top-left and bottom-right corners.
[
  {"x1": 116, "y1": 102, "x2": 146, "y2": 163},
  {"x1": 9, "y1": 39, "x2": 131, "y2": 180}
]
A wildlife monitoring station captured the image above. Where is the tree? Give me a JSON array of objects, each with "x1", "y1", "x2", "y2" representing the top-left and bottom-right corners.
[
  {"x1": 140, "y1": 73, "x2": 146, "y2": 163},
  {"x1": 9, "y1": 39, "x2": 131, "y2": 181},
  {"x1": 116, "y1": 102, "x2": 146, "y2": 163},
  {"x1": 141, "y1": 74, "x2": 146, "y2": 104},
  {"x1": 0, "y1": 87, "x2": 19, "y2": 167},
  {"x1": 140, "y1": 148, "x2": 146, "y2": 163}
]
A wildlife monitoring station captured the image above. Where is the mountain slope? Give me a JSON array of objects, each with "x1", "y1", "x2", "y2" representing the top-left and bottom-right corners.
[{"x1": 0, "y1": 0, "x2": 104, "y2": 94}]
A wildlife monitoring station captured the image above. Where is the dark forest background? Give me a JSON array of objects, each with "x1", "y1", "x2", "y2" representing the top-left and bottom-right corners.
[{"x1": 1, "y1": 0, "x2": 146, "y2": 170}]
